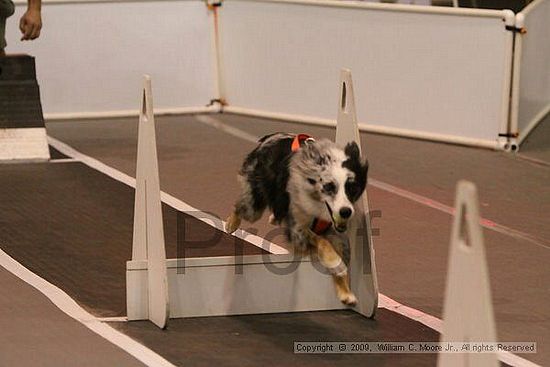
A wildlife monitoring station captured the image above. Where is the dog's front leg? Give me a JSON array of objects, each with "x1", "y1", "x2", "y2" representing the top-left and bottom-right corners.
[{"x1": 313, "y1": 235, "x2": 357, "y2": 306}]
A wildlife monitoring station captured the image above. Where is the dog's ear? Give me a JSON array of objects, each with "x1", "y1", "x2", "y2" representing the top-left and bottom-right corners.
[
  {"x1": 344, "y1": 142, "x2": 369, "y2": 185},
  {"x1": 362, "y1": 158, "x2": 369, "y2": 180},
  {"x1": 344, "y1": 142, "x2": 360, "y2": 160},
  {"x1": 302, "y1": 140, "x2": 322, "y2": 163}
]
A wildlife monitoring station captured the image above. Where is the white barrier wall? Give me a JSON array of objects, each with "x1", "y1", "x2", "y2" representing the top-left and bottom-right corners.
[
  {"x1": 511, "y1": 0, "x2": 550, "y2": 144},
  {"x1": 6, "y1": 0, "x2": 216, "y2": 116},
  {"x1": 219, "y1": 0, "x2": 514, "y2": 147},
  {"x1": 5, "y1": 0, "x2": 535, "y2": 150}
]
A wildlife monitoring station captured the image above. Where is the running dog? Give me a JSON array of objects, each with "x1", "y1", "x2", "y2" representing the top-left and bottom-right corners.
[{"x1": 225, "y1": 133, "x2": 369, "y2": 305}]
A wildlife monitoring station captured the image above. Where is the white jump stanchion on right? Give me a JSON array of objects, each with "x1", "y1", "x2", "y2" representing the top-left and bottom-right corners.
[
  {"x1": 129, "y1": 75, "x2": 169, "y2": 329},
  {"x1": 437, "y1": 181, "x2": 498, "y2": 367},
  {"x1": 335, "y1": 68, "x2": 379, "y2": 318}
]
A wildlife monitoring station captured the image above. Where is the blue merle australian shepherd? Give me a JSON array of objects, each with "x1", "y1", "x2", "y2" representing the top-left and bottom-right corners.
[{"x1": 225, "y1": 133, "x2": 368, "y2": 305}]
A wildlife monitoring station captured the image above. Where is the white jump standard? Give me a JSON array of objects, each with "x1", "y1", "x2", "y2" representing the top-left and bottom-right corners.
[
  {"x1": 127, "y1": 75, "x2": 170, "y2": 329},
  {"x1": 438, "y1": 181, "x2": 498, "y2": 367},
  {"x1": 125, "y1": 70, "x2": 379, "y2": 326}
]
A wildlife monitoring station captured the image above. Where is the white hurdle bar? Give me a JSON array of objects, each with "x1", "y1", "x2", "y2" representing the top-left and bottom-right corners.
[
  {"x1": 437, "y1": 181, "x2": 498, "y2": 367},
  {"x1": 126, "y1": 71, "x2": 378, "y2": 326}
]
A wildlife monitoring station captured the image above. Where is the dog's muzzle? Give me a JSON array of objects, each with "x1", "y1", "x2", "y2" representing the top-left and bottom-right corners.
[
  {"x1": 333, "y1": 219, "x2": 348, "y2": 233},
  {"x1": 325, "y1": 202, "x2": 349, "y2": 233}
]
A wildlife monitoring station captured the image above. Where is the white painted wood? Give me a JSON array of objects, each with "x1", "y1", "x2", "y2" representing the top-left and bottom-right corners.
[
  {"x1": 335, "y1": 69, "x2": 378, "y2": 318},
  {"x1": 437, "y1": 181, "x2": 498, "y2": 367},
  {"x1": 126, "y1": 266, "x2": 149, "y2": 320},
  {"x1": 127, "y1": 255, "x2": 345, "y2": 319},
  {"x1": 130, "y1": 76, "x2": 169, "y2": 328},
  {"x1": 219, "y1": 0, "x2": 511, "y2": 144},
  {"x1": 130, "y1": 253, "x2": 299, "y2": 270},
  {"x1": 125, "y1": 71, "x2": 371, "y2": 322},
  {"x1": 0, "y1": 127, "x2": 50, "y2": 162}
]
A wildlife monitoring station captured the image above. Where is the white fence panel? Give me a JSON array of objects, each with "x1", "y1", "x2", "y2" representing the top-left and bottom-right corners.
[
  {"x1": 219, "y1": 0, "x2": 513, "y2": 147},
  {"x1": 6, "y1": 0, "x2": 215, "y2": 116},
  {"x1": 512, "y1": 0, "x2": 550, "y2": 144}
]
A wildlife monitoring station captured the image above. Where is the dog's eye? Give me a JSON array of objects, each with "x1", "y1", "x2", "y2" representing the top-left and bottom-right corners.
[
  {"x1": 322, "y1": 182, "x2": 336, "y2": 194},
  {"x1": 307, "y1": 178, "x2": 316, "y2": 185}
]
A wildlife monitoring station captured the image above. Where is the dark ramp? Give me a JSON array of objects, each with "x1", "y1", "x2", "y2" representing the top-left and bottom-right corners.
[{"x1": 0, "y1": 162, "x2": 265, "y2": 317}]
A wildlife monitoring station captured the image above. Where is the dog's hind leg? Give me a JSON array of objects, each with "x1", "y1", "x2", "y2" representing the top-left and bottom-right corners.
[
  {"x1": 225, "y1": 180, "x2": 266, "y2": 234},
  {"x1": 225, "y1": 212, "x2": 242, "y2": 234},
  {"x1": 314, "y1": 236, "x2": 357, "y2": 306}
]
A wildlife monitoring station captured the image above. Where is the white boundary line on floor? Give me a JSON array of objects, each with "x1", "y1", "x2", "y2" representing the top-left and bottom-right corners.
[
  {"x1": 0, "y1": 248, "x2": 176, "y2": 367},
  {"x1": 47, "y1": 136, "x2": 288, "y2": 255},
  {"x1": 45, "y1": 132, "x2": 540, "y2": 367},
  {"x1": 196, "y1": 114, "x2": 259, "y2": 143},
  {"x1": 49, "y1": 158, "x2": 79, "y2": 164},
  {"x1": 196, "y1": 114, "x2": 550, "y2": 251},
  {"x1": 97, "y1": 316, "x2": 129, "y2": 322}
]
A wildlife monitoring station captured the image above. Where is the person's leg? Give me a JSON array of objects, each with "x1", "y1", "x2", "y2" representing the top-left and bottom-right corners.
[
  {"x1": 1, "y1": 16, "x2": 7, "y2": 56},
  {"x1": 0, "y1": 0, "x2": 16, "y2": 56}
]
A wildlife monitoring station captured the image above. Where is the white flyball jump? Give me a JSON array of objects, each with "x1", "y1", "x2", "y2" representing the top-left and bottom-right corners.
[
  {"x1": 438, "y1": 181, "x2": 498, "y2": 367},
  {"x1": 126, "y1": 70, "x2": 379, "y2": 326}
]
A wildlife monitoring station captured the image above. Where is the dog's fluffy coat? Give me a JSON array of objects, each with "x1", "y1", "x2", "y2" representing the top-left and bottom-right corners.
[{"x1": 226, "y1": 132, "x2": 369, "y2": 304}]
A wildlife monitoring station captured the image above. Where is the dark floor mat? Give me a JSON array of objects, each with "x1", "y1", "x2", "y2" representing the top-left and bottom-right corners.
[
  {"x1": 0, "y1": 162, "x2": 265, "y2": 317},
  {"x1": 48, "y1": 145, "x2": 69, "y2": 160},
  {"x1": 109, "y1": 308, "x2": 512, "y2": 367}
]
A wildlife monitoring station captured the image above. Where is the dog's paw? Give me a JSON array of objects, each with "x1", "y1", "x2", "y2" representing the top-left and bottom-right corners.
[
  {"x1": 224, "y1": 221, "x2": 239, "y2": 234},
  {"x1": 225, "y1": 214, "x2": 241, "y2": 234},
  {"x1": 339, "y1": 292, "x2": 358, "y2": 306}
]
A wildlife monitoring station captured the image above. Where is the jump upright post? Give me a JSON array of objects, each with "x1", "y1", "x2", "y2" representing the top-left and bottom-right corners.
[
  {"x1": 335, "y1": 68, "x2": 379, "y2": 317},
  {"x1": 127, "y1": 75, "x2": 169, "y2": 329},
  {"x1": 437, "y1": 181, "x2": 498, "y2": 367}
]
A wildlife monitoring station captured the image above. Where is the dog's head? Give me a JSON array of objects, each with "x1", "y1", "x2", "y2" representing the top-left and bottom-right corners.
[{"x1": 291, "y1": 139, "x2": 368, "y2": 232}]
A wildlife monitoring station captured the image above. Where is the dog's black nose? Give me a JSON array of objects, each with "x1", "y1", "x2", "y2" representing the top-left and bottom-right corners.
[{"x1": 339, "y1": 207, "x2": 352, "y2": 219}]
